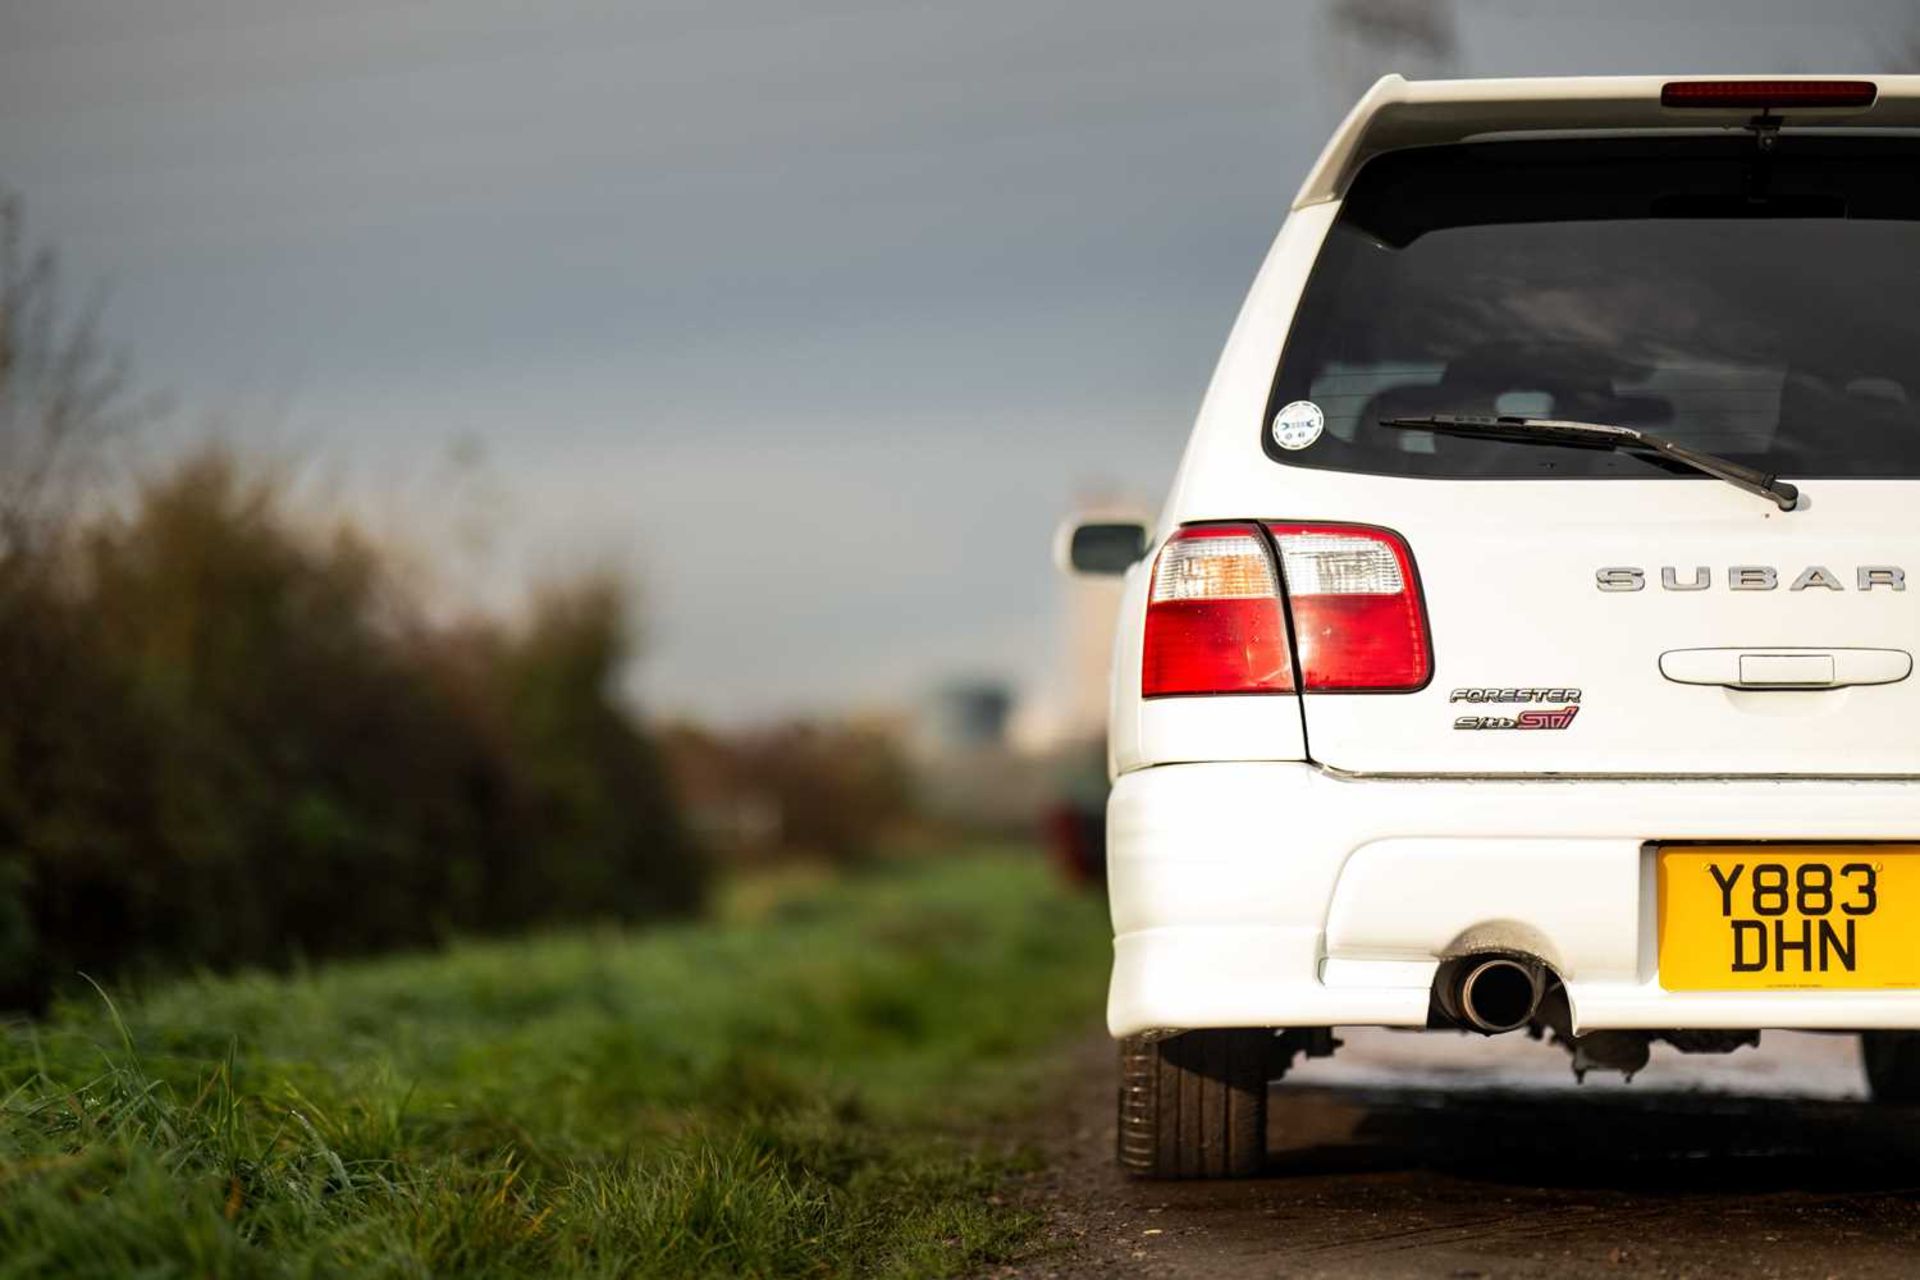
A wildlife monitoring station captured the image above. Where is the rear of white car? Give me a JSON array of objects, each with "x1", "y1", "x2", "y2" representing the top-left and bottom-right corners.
[{"x1": 1070, "y1": 74, "x2": 1920, "y2": 1178}]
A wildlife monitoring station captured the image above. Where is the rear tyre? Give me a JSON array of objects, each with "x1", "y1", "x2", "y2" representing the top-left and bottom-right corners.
[
  {"x1": 1862, "y1": 1032, "x2": 1920, "y2": 1103},
  {"x1": 1116, "y1": 1029, "x2": 1269, "y2": 1178}
]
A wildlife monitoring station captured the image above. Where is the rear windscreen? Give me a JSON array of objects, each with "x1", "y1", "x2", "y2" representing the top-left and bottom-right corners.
[{"x1": 1265, "y1": 137, "x2": 1920, "y2": 478}]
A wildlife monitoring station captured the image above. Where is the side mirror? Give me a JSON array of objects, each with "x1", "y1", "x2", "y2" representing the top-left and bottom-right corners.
[{"x1": 1057, "y1": 520, "x2": 1151, "y2": 576}]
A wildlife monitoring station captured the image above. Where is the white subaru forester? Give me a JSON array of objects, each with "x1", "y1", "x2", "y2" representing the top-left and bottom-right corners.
[{"x1": 1065, "y1": 74, "x2": 1920, "y2": 1178}]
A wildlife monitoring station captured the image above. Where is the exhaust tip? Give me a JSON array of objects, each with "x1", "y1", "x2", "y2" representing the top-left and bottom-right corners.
[{"x1": 1456, "y1": 956, "x2": 1544, "y2": 1034}]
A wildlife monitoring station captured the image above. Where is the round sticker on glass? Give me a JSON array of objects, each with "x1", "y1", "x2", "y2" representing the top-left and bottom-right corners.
[{"x1": 1270, "y1": 400, "x2": 1325, "y2": 451}]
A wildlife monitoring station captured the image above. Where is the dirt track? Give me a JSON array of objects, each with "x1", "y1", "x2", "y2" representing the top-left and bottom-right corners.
[{"x1": 999, "y1": 1028, "x2": 1920, "y2": 1278}]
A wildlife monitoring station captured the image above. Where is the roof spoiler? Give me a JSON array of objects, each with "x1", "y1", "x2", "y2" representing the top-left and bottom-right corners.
[{"x1": 1293, "y1": 74, "x2": 1919, "y2": 210}]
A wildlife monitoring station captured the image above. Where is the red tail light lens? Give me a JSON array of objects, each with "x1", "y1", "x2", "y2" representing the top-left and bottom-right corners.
[
  {"x1": 1660, "y1": 80, "x2": 1876, "y2": 109},
  {"x1": 1141, "y1": 524, "x2": 1293, "y2": 697},
  {"x1": 1141, "y1": 522, "x2": 1430, "y2": 697},
  {"x1": 1268, "y1": 523, "x2": 1430, "y2": 692}
]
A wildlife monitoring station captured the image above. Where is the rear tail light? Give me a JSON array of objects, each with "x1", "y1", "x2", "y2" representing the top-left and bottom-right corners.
[
  {"x1": 1660, "y1": 79, "x2": 1876, "y2": 110},
  {"x1": 1268, "y1": 524, "x2": 1430, "y2": 692},
  {"x1": 1141, "y1": 524, "x2": 1293, "y2": 697},
  {"x1": 1141, "y1": 522, "x2": 1429, "y2": 697}
]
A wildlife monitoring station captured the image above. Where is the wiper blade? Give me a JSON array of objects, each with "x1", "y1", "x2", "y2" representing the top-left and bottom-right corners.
[{"x1": 1380, "y1": 414, "x2": 1801, "y2": 513}]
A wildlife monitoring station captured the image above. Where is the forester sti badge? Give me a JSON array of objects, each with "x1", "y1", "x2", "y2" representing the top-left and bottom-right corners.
[
  {"x1": 1451, "y1": 687, "x2": 1583, "y2": 731},
  {"x1": 1270, "y1": 400, "x2": 1325, "y2": 450}
]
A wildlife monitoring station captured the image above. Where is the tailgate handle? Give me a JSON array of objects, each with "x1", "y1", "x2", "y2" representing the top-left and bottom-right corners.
[{"x1": 1660, "y1": 647, "x2": 1912, "y2": 690}]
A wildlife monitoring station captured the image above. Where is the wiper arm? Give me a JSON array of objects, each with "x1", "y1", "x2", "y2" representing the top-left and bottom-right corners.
[{"x1": 1380, "y1": 414, "x2": 1801, "y2": 513}]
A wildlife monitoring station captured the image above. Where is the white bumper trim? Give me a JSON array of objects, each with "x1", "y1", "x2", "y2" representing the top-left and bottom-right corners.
[{"x1": 1106, "y1": 762, "x2": 1920, "y2": 1038}]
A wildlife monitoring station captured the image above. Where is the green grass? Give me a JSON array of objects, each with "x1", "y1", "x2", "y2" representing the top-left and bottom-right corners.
[{"x1": 0, "y1": 848, "x2": 1111, "y2": 1278}]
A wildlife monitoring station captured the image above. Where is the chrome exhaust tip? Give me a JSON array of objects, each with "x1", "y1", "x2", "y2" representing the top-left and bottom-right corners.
[{"x1": 1450, "y1": 955, "x2": 1546, "y2": 1034}]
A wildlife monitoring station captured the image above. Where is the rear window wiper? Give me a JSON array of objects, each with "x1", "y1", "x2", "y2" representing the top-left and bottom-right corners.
[{"x1": 1380, "y1": 414, "x2": 1800, "y2": 512}]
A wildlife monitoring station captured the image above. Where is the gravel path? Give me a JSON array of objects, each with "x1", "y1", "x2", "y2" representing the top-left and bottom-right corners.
[{"x1": 996, "y1": 1026, "x2": 1920, "y2": 1278}]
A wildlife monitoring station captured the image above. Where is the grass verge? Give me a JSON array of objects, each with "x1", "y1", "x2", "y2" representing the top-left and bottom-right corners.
[{"x1": 0, "y1": 848, "x2": 1110, "y2": 1278}]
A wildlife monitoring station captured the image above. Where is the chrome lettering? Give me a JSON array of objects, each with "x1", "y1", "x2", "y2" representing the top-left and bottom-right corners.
[
  {"x1": 1596, "y1": 567, "x2": 1644, "y2": 592},
  {"x1": 1859, "y1": 566, "x2": 1907, "y2": 591},
  {"x1": 1595, "y1": 565, "x2": 1905, "y2": 591},
  {"x1": 1662, "y1": 566, "x2": 1710, "y2": 591},
  {"x1": 1790, "y1": 566, "x2": 1844, "y2": 592}
]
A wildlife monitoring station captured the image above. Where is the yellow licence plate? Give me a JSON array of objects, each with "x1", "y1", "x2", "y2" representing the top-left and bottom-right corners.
[{"x1": 1658, "y1": 845, "x2": 1920, "y2": 991}]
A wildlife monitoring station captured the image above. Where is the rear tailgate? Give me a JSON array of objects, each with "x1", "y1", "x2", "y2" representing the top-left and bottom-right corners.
[
  {"x1": 1295, "y1": 480, "x2": 1920, "y2": 775},
  {"x1": 1255, "y1": 122, "x2": 1920, "y2": 778}
]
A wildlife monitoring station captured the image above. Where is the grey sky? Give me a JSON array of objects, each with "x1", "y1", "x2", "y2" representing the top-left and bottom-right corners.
[{"x1": 3, "y1": 0, "x2": 1914, "y2": 723}]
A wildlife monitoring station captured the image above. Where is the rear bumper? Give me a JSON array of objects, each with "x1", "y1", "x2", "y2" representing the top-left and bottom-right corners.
[{"x1": 1107, "y1": 762, "x2": 1920, "y2": 1037}]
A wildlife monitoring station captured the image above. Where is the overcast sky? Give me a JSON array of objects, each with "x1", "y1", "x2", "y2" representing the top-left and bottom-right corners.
[{"x1": 2, "y1": 0, "x2": 1914, "y2": 724}]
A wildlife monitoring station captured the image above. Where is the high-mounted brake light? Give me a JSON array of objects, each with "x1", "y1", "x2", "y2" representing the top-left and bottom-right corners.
[
  {"x1": 1660, "y1": 79, "x2": 1876, "y2": 110},
  {"x1": 1141, "y1": 524, "x2": 1292, "y2": 697},
  {"x1": 1140, "y1": 522, "x2": 1430, "y2": 697},
  {"x1": 1268, "y1": 524, "x2": 1430, "y2": 692}
]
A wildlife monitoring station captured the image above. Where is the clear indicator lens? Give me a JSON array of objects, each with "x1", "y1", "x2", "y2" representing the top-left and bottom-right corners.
[
  {"x1": 1274, "y1": 532, "x2": 1406, "y2": 596},
  {"x1": 1150, "y1": 533, "x2": 1277, "y2": 603}
]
